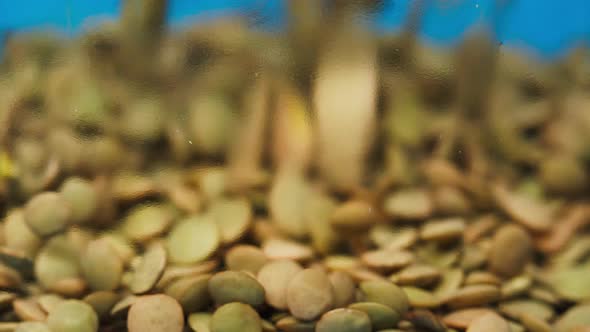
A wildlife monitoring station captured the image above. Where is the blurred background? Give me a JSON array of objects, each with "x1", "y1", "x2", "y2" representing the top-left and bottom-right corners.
[{"x1": 1, "y1": 0, "x2": 590, "y2": 59}]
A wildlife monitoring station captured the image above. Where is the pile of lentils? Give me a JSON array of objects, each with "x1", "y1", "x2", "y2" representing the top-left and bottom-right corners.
[{"x1": 1, "y1": 1, "x2": 590, "y2": 332}]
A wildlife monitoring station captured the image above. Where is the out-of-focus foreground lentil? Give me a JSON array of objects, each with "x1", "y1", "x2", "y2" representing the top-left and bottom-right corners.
[{"x1": 1, "y1": 1, "x2": 590, "y2": 332}]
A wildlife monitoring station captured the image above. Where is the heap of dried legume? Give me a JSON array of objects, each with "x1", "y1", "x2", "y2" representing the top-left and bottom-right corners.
[{"x1": 1, "y1": 1, "x2": 590, "y2": 332}]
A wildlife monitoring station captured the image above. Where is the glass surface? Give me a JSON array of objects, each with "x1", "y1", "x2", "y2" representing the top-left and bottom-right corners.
[{"x1": 1, "y1": 1, "x2": 590, "y2": 331}]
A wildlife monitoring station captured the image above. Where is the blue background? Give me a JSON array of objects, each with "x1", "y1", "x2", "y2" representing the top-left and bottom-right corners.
[{"x1": 1, "y1": 0, "x2": 589, "y2": 59}]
